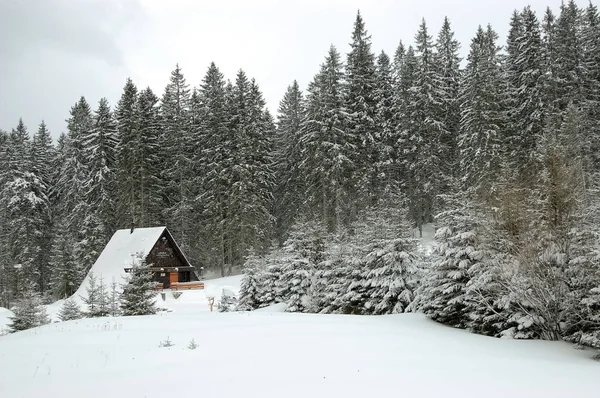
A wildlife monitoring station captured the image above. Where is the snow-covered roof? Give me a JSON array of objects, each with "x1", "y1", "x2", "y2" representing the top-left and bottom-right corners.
[{"x1": 73, "y1": 227, "x2": 168, "y2": 299}]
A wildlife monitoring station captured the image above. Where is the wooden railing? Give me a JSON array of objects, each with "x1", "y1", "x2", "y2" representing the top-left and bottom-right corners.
[{"x1": 171, "y1": 281, "x2": 205, "y2": 291}]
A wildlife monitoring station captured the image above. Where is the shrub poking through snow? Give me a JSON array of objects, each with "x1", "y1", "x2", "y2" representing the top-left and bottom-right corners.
[{"x1": 187, "y1": 338, "x2": 198, "y2": 350}]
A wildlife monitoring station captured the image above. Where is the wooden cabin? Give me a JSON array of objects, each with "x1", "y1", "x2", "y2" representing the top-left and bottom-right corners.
[{"x1": 119, "y1": 227, "x2": 201, "y2": 289}]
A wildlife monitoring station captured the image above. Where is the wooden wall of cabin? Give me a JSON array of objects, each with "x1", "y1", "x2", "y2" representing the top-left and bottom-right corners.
[{"x1": 146, "y1": 235, "x2": 185, "y2": 269}]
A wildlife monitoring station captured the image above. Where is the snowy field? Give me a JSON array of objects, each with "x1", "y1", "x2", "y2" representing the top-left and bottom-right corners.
[{"x1": 1, "y1": 274, "x2": 599, "y2": 398}]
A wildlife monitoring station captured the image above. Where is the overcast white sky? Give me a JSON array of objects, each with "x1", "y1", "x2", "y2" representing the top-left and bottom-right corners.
[{"x1": 0, "y1": 0, "x2": 589, "y2": 139}]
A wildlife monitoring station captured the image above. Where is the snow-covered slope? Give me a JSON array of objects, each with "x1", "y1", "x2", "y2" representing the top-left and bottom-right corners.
[{"x1": 0, "y1": 276, "x2": 598, "y2": 398}]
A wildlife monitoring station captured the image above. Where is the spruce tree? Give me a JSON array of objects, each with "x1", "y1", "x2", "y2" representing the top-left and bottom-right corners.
[
  {"x1": 81, "y1": 271, "x2": 99, "y2": 316},
  {"x1": 119, "y1": 255, "x2": 157, "y2": 316},
  {"x1": 195, "y1": 63, "x2": 230, "y2": 275},
  {"x1": 505, "y1": 7, "x2": 544, "y2": 177},
  {"x1": 345, "y1": 11, "x2": 378, "y2": 207},
  {"x1": 374, "y1": 51, "x2": 397, "y2": 187},
  {"x1": 114, "y1": 78, "x2": 139, "y2": 227},
  {"x1": 236, "y1": 252, "x2": 265, "y2": 311},
  {"x1": 458, "y1": 25, "x2": 506, "y2": 193},
  {"x1": 581, "y1": 2, "x2": 600, "y2": 171},
  {"x1": 84, "y1": 97, "x2": 118, "y2": 239},
  {"x1": 299, "y1": 46, "x2": 352, "y2": 232},
  {"x1": 58, "y1": 297, "x2": 83, "y2": 321},
  {"x1": 434, "y1": 17, "x2": 462, "y2": 181},
  {"x1": 419, "y1": 189, "x2": 484, "y2": 328},
  {"x1": 49, "y1": 220, "x2": 78, "y2": 299},
  {"x1": 8, "y1": 282, "x2": 49, "y2": 332},
  {"x1": 274, "y1": 80, "x2": 305, "y2": 243},
  {"x1": 136, "y1": 87, "x2": 163, "y2": 228},
  {"x1": 160, "y1": 64, "x2": 192, "y2": 251},
  {"x1": 553, "y1": 0, "x2": 583, "y2": 115},
  {"x1": 404, "y1": 20, "x2": 445, "y2": 235},
  {"x1": 31, "y1": 121, "x2": 54, "y2": 294}
]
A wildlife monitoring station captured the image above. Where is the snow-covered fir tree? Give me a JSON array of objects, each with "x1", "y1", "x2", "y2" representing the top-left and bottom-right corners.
[
  {"x1": 194, "y1": 63, "x2": 230, "y2": 275},
  {"x1": 81, "y1": 271, "x2": 100, "y2": 317},
  {"x1": 8, "y1": 282, "x2": 49, "y2": 332},
  {"x1": 135, "y1": 87, "x2": 163, "y2": 228},
  {"x1": 374, "y1": 51, "x2": 397, "y2": 187},
  {"x1": 31, "y1": 121, "x2": 54, "y2": 295},
  {"x1": 403, "y1": 20, "x2": 445, "y2": 235},
  {"x1": 114, "y1": 78, "x2": 139, "y2": 226},
  {"x1": 419, "y1": 189, "x2": 484, "y2": 328},
  {"x1": 119, "y1": 254, "x2": 157, "y2": 316},
  {"x1": 458, "y1": 25, "x2": 506, "y2": 194},
  {"x1": 236, "y1": 251, "x2": 265, "y2": 311},
  {"x1": 345, "y1": 11, "x2": 378, "y2": 207},
  {"x1": 160, "y1": 64, "x2": 192, "y2": 252},
  {"x1": 273, "y1": 80, "x2": 305, "y2": 243},
  {"x1": 504, "y1": 6, "x2": 544, "y2": 177},
  {"x1": 58, "y1": 297, "x2": 83, "y2": 321},
  {"x1": 299, "y1": 46, "x2": 351, "y2": 232},
  {"x1": 434, "y1": 17, "x2": 462, "y2": 181},
  {"x1": 49, "y1": 220, "x2": 78, "y2": 299},
  {"x1": 84, "y1": 97, "x2": 118, "y2": 241}
]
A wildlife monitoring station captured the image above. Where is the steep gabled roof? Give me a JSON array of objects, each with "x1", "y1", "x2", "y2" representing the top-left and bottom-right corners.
[{"x1": 73, "y1": 226, "x2": 168, "y2": 298}]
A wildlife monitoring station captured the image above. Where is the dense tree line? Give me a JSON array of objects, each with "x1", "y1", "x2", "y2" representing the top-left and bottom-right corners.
[
  {"x1": 238, "y1": 2, "x2": 600, "y2": 349},
  {"x1": 1, "y1": 1, "x2": 599, "y2": 348}
]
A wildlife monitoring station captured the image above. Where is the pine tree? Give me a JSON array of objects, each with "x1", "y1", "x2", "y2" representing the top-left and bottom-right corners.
[
  {"x1": 2, "y1": 157, "x2": 50, "y2": 296},
  {"x1": 345, "y1": 11, "x2": 378, "y2": 206},
  {"x1": 58, "y1": 297, "x2": 82, "y2": 321},
  {"x1": 275, "y1": 219, "x2": 327, "y2": 312},
  {"x1": 115, "y1": 78, "x2": 139, "y2": 227},
  {"x1": 136, "y1": 87, "x2": 163, "y2": 228},
  {"x1": 49, "y1": 220, "x2": 78, "y2": 299},
  {"x1": 194, "y1": 63, "x2": 230, "y2": 276},
  {"x1": 581, "y1": 1, "x2": 600, "y2": 171},
  {"x1": 434, "y1": 17, "x2": 462, "y2": 181},
  {"x1": 458, "y1": 25, "x2": 506, "y2": 193},
  {"x1": 236, "y1": 252, "x2": 264, "y2": 311},
  {"x1": 97, "y1": 277, "x2": 110, "y2": 317},
  {"x1": 553, "y1": 0, "x2": 583, "y2": 116},
  {"x1": 119, "y1": 255, "x2": 157, "y2": 316},
  {"x1": 299, "y1": 46, "x2": 352, "y2": 232},
  {"x1": 363, "y1": 205, "x2": 418, "y2": 314},
  {"x1": 8, "y1": 282, "x2": 49, "y2": 332},
  {"x1": 419, "y1": 189, "x2": 484, "y2": 328},
  {"x1": 84, "y1": 97, "x2": 118, "y2": 239},
  {"x1": 81, "y1": 271, "x2": 99, "y2": 316},
  {"x1": 160, "y1": 64, "x2": 192, "y2": 251},
  {"x1": 31, "y1": 121, "x2": 54, "y2": 295},
  {"x1": 0, "y1": 129, "x2": 9, "y2": 306},
  {"x1": 374, "y1": 51, "x2": 397, "y2": 187},
  {"x1": 403, "y1": 20, "x2": 445, "y2": 235},
  {"x1": 541, "y1": 7, "x2": 560, "y2": 119},
  {"x1": 224, "y1": 71, "x2": 275, "y2": 267},
  {"x1": 109, "y1": 278, "x2": 120, "y2": 316},
  {"x1": 505, "y1": 7, "x2": 544, "y2": 177},
  {"x1": 274, "y1": 80, "x2": 305, "y2": 243}
]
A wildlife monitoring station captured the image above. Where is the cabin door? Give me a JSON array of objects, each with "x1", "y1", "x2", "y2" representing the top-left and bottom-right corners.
[{"x1": 169, "y1": 272, "x2": 178, "y2": 287}]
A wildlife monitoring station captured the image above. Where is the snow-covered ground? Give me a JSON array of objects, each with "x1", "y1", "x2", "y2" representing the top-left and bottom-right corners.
[{"x1": 1, "y1": 274, "x2": 599, "y2": 398}]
